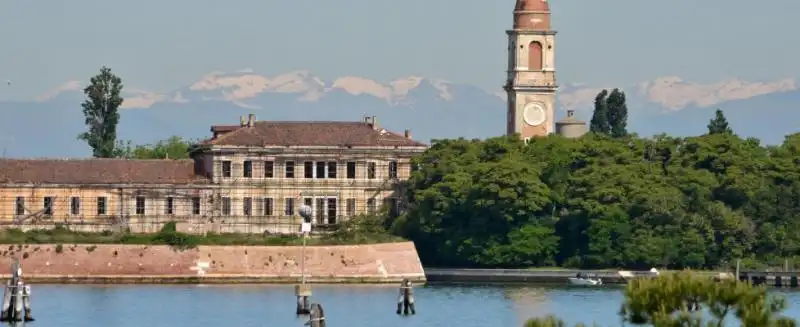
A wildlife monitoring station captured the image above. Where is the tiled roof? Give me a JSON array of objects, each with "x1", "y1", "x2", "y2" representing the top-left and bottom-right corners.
[
  {"x1": 204, "y1": 121, "x2": 427, "y2": 147},
  {"x1": 0, "y1": 159, "x2": 210, "y2": 185}
]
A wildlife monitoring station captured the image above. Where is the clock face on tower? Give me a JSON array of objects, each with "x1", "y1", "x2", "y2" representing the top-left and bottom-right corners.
[{"x1": 522, "y1": 102, "x2": 547, "y2": 126}]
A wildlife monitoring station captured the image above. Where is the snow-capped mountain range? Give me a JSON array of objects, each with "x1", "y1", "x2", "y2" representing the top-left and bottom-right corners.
[{"x1": 2, "y1": 69, "x2": 798, "y2": 158}]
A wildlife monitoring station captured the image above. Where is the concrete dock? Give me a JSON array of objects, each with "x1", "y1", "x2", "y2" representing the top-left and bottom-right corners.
[{"x1": 424, "y1": 268, "x2": 656, "y2": 284}]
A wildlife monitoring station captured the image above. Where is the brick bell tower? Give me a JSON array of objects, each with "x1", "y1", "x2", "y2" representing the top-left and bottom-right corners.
[{"x1": 504, "y1": 0, "x2": 557, "y2": 141}]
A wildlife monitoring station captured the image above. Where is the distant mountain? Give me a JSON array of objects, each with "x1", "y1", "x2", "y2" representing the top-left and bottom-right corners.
[{"x1": 1, "y1": 70, "x2": 797, "y2": 158}]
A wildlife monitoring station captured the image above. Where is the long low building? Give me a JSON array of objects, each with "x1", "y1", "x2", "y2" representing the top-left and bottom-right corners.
[{"x1": 0, "y1": 115, "x2": 427, "y2": 234}]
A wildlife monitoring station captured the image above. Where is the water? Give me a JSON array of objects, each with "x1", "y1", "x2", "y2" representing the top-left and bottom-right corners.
[{"x1": 22, "y1": 284, "x2": 800, "y2": 326}]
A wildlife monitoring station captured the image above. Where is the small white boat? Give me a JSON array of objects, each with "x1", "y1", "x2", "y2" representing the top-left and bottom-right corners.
[{"x1": 568, "y1": 273, "x2": 603, "y2": 286}]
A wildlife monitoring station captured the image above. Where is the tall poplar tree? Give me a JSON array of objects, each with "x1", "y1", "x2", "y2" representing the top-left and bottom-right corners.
[
  {"x1": 78, "y1": 66, "x2": 124, "y2": 158},
  {"x1": 606, "y1": 88, "x2": 629, "y2": 137},
  {"x1": 590, "y1": 89, "x2": 610, "y2": 134}
]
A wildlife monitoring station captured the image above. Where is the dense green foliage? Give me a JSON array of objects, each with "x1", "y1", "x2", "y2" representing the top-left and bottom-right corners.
[
  {"x1": 525, "y1": 272, "x2": 796, "y2": 327},
  {"x1": 589, "y1": 89, "x2": 628, "y2": 137},
  {"x1": 79, "y1": 66, "x2": 124, "y2": 158},
  {"x1": 115, "y1": 136, "x2": 200, "y2": 159},
  {"x1": 394, "y1": 131, "x2": 800, "y2": 269}
]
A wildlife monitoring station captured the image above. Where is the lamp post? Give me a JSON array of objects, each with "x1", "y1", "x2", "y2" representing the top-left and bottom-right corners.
[{"x1": 295, "y1": 204, "x2": 313, "y2": 315}]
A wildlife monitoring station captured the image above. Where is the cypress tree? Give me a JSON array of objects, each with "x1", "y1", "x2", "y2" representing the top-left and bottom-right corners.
[
  {"x1": 590, "y1": 89, "x2": 610, "y2": 134},
  {"x1": 606, "y1": 88, "x2": 628, "y2": 138}
]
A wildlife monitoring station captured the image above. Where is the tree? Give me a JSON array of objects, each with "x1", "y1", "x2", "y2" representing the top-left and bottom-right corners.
[
  {"x1": 525, "y1": 272, "x2": 796, "y2": 327},
  {"x1": 78, "y1": 66, "x2": 124, "y2": 158},
  {"x1": 606, "y1": 88, "x2": 628, "y2": 137},
  {"x1": 620, "y1": 272, "x2": 795, "y2": 327},
  {"x1": 114, "y1": 136, "x2": 198, "y2": 159},
  {"x1": 589, "y1": 90, "x2": 609, "y2": 134},
  {"x1": 397, "y1": 129, "x2": 799, "y2": 270},
  {"x1": 708, "y1": 109, "x2": 733, "y2": 135}
]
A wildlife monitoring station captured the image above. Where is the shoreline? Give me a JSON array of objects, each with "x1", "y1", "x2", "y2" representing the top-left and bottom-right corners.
[
  {"x1": 0, "y1": 243, "x2": 427, "y2": 285},
  {"x1": 3, "y1": 274, "x2": 426, "y2": 285}
]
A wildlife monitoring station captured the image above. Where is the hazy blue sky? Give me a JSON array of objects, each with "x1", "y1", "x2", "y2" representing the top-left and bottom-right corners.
[{"x1": 0, "y1": 0, "x2": 797, "y2": 100}]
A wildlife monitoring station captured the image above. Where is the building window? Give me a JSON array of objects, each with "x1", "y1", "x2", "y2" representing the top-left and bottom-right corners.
[
  {"x1": 285, "y1": 161, "x2": 295, "y2": 178},
  {"x1": 165, "y1": 197, "x2": 174, "y2": 215},
  {"x1": 43, "y1": 196, "x2": 54, "y2": 216},
  {"x1": 315, "y1": 162, "x2": 326, "y2": 179},
  {"x1": 243, "y1": 197, "x2": 253, "y2": 216},
  {"x1": 221, "y1": 160, "x2": 232, "y2": 178},
  {"x1": 14, "y1": 197, "x2": 24, "y2": 216},
  {"x1": 366, "y1": 198, "x2": 376, "y2": 214},
  {"x1": 304, "y1": 197, "x2": 313, "y2": 208},
  {"x1": 70, "y1": 197, "x2": 80, "y2": 216},
  {"x1": 97, "y1": 197, "x2": 107, "y2": 215},
  {"x1": 191, "y1": 197, "x2": 201, "y2": 215},
  {"x1": 346, "y1": 162, "x2": 356, "y2": 179},
  {"x1": 263, "y1": 198, "x2": 274, "y2": 216},
  {"x1": 346, "y1": 198, "x2": 356, "y2": 216},
  {"x1": 367, "y1": 162, "x2": 376, "y2": 179},
  {"x1": 264, "y1": 161, "x2": 274, "y2": 178},
  {"x1": 304, "y1": 161, "x2": 314, "y2": 178},
  {"x1": 135, "y1": 196, "x2": 146, "y2": 216},
  {"x1": 284, "y1": 198, "x2": 295, "y2": 216},
  {"x1": 327, "y1": 162, "x2": 337, "y2": 179},
  {"x1": 221, "y1": 197, "x2": 231, "y2": 216},
  {"x1": 389, "y1": 161, "x2": 398, "y2": 179},
  {"x1": 315, "y1": 198, "x2": 325, "y2": 224},
  {"x1": 327, "y1": 198, "x2": 337, "y2": 224},
  {"x1": 243, "y1": 160, "x2": 253, "y2": 178}
]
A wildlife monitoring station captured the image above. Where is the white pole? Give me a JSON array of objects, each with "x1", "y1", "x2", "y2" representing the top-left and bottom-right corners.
[{"x1": 301, "y1": 231, "x2": 307, "y2": 285}]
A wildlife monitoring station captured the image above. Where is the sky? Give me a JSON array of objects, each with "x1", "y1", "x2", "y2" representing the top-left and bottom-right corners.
[{"x1": 0, "y1": 0, "x2": 798, "y2": 101}]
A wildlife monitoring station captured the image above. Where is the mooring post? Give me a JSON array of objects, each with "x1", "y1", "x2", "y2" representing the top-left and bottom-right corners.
[
  {"x1": 0, "y1": 260, "x2": 32, "y2": 322},
  {"x1": 295, "y1": 205, "x2": 313, "y2": 315},
  {"x1": 22, "y1": 284, "x2": 31, "y2": 322},
  {"x1": 396, "y1": 278, "x2": 416, "y2": 315},
  {"x1": 305, "y1": 303, "x2": 326, "y2": 327}
]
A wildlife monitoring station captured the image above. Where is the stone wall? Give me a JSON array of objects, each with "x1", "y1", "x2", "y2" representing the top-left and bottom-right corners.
[{"x1": 0, "y1": 242, "x2": 425, "y2": 284}]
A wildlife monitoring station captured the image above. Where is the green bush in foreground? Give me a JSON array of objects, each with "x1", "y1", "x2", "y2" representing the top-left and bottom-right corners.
[
  {"x1": 0, "y1": 216, "x2": 403, "y2": 250},
  {"x1": 525, "y1": 272, "x2": 796, "y2": 327}
]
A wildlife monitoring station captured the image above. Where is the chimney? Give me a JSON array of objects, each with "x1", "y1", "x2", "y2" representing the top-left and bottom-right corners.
[
  {"x1": 404, "y1": 129, "x2": 412, "y2": 139},
  {"x1": 247, "y1": 113, "x2": 256, "y2": 127},
  {"x1": 239, "y1": 116, "x2": 246, "y2": 127},
  {"x1": 567, "y1": 110, "x2": 575, "y2": 117},
  {"x1": 370, "y1": 116, "x2": 378, "y2": 130}
]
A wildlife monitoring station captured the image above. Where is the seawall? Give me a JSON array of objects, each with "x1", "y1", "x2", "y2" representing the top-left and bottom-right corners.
[{"x1": 0, "y1": 242, "x2": 426, "y2": 284}]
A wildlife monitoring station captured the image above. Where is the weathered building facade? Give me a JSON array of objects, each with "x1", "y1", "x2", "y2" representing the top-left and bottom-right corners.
[{"x1": 0, "y1": 115, "x2": 427, "y2": 234}]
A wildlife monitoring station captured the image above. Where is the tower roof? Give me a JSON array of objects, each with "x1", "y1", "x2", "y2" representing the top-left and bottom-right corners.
[
  {"x1": 556, "y1": 110, "x2": 585, "y2": 126},
  {"x1": 513, "y1": 0, "x2": 551, "y2": 30},
  {"x1": 515, "y1": 0, "x2": 549, "y2": 11}
]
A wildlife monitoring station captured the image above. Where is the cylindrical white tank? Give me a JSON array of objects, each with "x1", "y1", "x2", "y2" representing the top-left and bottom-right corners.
[{"x1": 555, "y1": 110, "x2": 588, "y2": 138}]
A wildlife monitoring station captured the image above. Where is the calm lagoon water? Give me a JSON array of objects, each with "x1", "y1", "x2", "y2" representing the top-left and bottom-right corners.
[{"x1": 21, "y1": 284, "x2": 800, "y2": 327}]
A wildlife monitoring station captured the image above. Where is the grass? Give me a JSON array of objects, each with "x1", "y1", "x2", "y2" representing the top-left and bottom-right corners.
[{"x1": 0, "y1": 223, "x2": 405, "y2": 249}]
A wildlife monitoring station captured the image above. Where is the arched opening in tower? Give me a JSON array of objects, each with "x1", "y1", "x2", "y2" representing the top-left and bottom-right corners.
[{"x1": 528, "y1": 41, "x2": 543, "y2": 71}]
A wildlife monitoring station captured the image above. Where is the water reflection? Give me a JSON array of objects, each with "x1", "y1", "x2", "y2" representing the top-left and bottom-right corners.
[{"x1": 22, "y1": 284, "x2": 800, "y2": 327}]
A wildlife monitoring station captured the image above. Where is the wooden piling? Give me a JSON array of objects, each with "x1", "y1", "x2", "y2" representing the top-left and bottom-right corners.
[
  {"x1": 295, "y1": 284, "x2": 312, "y2": 315},
  {"x1": 307, "y1": 303, "x2": 326, "y2": 327}
]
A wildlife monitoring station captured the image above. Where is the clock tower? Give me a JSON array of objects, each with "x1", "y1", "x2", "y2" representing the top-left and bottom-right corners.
[{"x1": 504, "y1": 0, "x2": 557, "y2": 140}]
